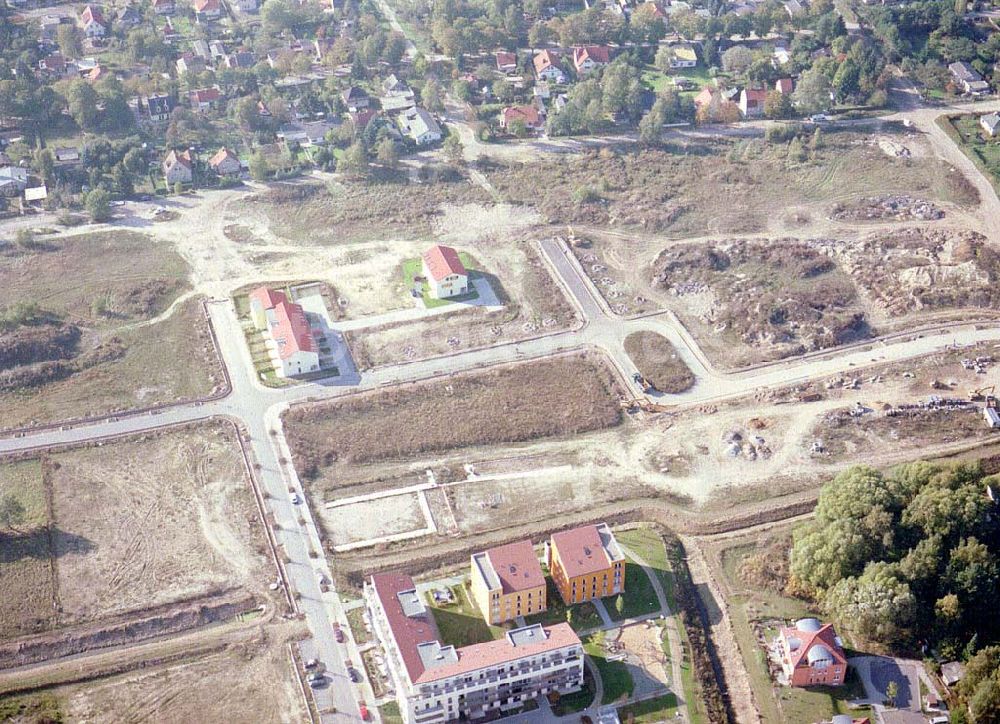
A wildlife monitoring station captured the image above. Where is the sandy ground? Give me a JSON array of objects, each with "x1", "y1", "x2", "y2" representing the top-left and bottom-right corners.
[
  {"x1": 617, "y1": 622, "x2": 672, "y2": 697},
  {"x1": 61, "y1": 630, "x2": 307, "y2": 724},
  {"x1": 322, "y1": 491, "x2": 429, "y2": 546},
  {"x1": 48, "y1": 422, "x2": 270, "y2": 624}
]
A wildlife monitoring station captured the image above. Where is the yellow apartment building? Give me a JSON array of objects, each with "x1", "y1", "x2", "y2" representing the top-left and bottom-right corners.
[
  {"x1": 548, "y1": 523, "x2": 625, "y2": 605},
  {"x1": 470, "y1": 540, "x2": 547, "y2": 625}
]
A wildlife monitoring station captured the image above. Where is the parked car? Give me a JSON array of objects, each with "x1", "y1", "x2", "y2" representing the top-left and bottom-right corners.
[
  {"x1": 807, "y1": 113, "x2": 830, "y2": 123},
  {"x1": 304, "y1": 658, "x2": 319, "y2": 669},
  {"x1": 290, "y1": 492, "x2": 301, "y2": 504},
  {"x1": 359, "y1": 703, "x2": 370, "y2": 721},
  {"x1": 348, "y1": 666, "x2": 361, "y2": 683},
  {"x1": 333, "y1": 623, "x2": 345, "y2": 643}
]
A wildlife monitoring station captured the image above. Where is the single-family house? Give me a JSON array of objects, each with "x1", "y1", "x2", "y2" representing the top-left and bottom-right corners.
[
  {"x1": 209, "y1": 40, "x2": 227, "y2": 59},
  {"x1": 381, "y1": 75, "x2": 416, "y2": 112},
  {"x1": 773, "y1": 44, "x2": 791, "y2": 66},
  {"x1": 533, "y1": 50, "x2": 567, "y2": 84},
  {"x1": 981, "y1": 112, "x2": 1000, "y2": 137},
  {"x1": 116, "y1": 5, "x2": 142, "y2": 27},
  {"x1": 176, "y1": 53, "x2": 207, "y2": 75},
  {"x1": 778, "y1": 619, "x2": 847, "y2": 688},
  {"x1": 152, "y1": 0, "x2": 175, "y2": 14},
  {"x1": 941, "y1": 661, "x2": 965, "y2": 690},
  {"x1": 572, "y1": 45, "x2": 611, "y2": 75},
  {"x1": 277, "y1": 119, "x2": 339, "y2": 147},
  {"x1": 547, "y1": 523, "x2": 625, "y2": 605},
  {"x1": 949, "y1": 61, "x2": 990, "y2": 95},
  {"x1": 421, "y1": 245, "x2": 469, "y2": 299},
  {"x1": 775, "y1": 77, "x2": 794, "y2": 94},
  {"x1": 495, "y1": 50, "x2": 518, "y2": 74},
  {"x1": 398, "y1": 107, "x2": 442, "y2": 145},
  {"x1": 193, "y1": 0, "x2": 222, "y2": 20},
  {"x1": 54, "y1": 147, "x2": 81, "y2": 164},
  {"x1": 349, "y1": 108, "x2": 378, "y2": 132},
  {"x1": 162, "y1": 149, "x2": 193, "y2": 184},
  {"x1": 500, "y1": 104, "x2": 543, "y2": 132},
  {"x1": 192, "y1": 39, "x2": 212, "y2": 60},
  {"x1": 79, "y1": 5, "x2": 107, "y2": 38},
  {"x1": 235, "y1": 0, "x2": 258, "y2": 11},
  {"x1": 140, "y1": 93, "x2": 174, "y2": 122},
  {"x1": 693, "y1": 86, "x2": 716, "y2": 109},
  {"x1": 667, "y1": 44, "x2": 697, "y2": 69},
  {"x1": 188, "y1": 86, "x2": 223, "y2": 112},
  {"x1": 208, "y1": 146, "x2": 241, "y2": 175},
  {"x1": 0, "y1": 166, "x2": 28, "y2": 197},
  {"x1": 784, "y1": 0, "x2": 806, "y2": 16},
  {"x1": 24, "y1": 185, "x2": 48, "y2": 205},
  {"x1": 225, "y1": 50, "x2": 256, "y2": 69},
  {"x1": 37, "y1": 53, "x2": 70, "y2": 79},
  {"x1": 341, "y1": 86, "x2": 370, "y2": 112},
  {"x1": 739, "y1": 87, "x2": 767, "y2": 118},
  {"x1": 249, "y1": 287, "x2": 319, "y2": 377},
  {"x1": 382, "y1": 74, "x2": 413, "y2": 98}
]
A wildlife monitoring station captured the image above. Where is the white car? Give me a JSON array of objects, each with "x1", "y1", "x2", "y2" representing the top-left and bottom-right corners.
[{"x1": 807, "y1": 113, "x2": 830, "y2": 123}]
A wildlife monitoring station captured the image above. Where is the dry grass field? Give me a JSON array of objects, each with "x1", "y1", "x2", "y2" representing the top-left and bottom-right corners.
[
  {"x1": 484, "y1": 131, "x2": 978, "y2": 236},
  {"x1": 284, "y1": 353, "x2": 625, "y2": 487},
  {"x1": 0, "y1": 297, "x2": 223, "y2": 430},
  {"x1": 0, "y1": 422, "x2": 270, "y2": 642},
  {"x1": 623, "y1": 332, "x2": 695, "y2": 393},
  {"x1": 323, "y1": 492, "x2": 429, "y2": 547},
  {"x1": 251, "y1": 175, "x2": 493, "y2": 245}
]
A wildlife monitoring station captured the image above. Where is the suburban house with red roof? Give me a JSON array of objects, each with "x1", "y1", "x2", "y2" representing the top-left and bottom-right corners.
[
  {"x1": 421, "y1": 245, "x2": 469, "y2": 300},
  {"x1": 548, "y1": 523, "x2": 625, "y2": 605},
  {"x1": 193, "y1": 0, "x2": 222, "y2": 20},
  {"x1": 471, "y1": 540, "x2": 547, "y2": 624},
  {"x1": 208, "y1": 146, "x2": 241, "y2": 176},
  {"x1": 500, "y1": 104, "x2": 543, "y2": 133},
  {"x1": 572, "y1": 45, "x2": 611, "y2": 75},
  {"x1": 533, "y1": 50, "x2": 568, "y2": 84},
  {"x1": 739, "y1": 87, "x2": 768, "y2": 118},
  {"x1": 365, "y1": 571, "x2": 584, "y2": 724},
  {"x1": 775, "y1": 77, "x2": 794, "y2": 95},
  {"x1": 778, "y1": 618, "x2": 848, "y2": 687},
  {"x1": 79, "y1": 5, "x2": 106, "y2": 38},
  {"x1": 248, "y1": 286, "x2": 319, "y2": 377},
  {"x1": 162, "y1": 148, "x2": 193, "y2": 185},
  {"x1": 494, "y1": 50, "x2": 517, "y2": 74}
]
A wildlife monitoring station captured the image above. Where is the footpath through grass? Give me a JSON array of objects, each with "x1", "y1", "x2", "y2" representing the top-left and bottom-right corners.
[{"x1": 586, "y1": 632, "x2": 634, "y2": 705}]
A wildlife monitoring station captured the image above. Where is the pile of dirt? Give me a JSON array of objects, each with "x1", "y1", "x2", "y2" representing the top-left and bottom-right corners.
[
  {"x1": 651, "y1": 238, "x2": 869, "y2": 359},
  {"x1": 830, "y1": 194, "x2": 944, "y2": 222},
  {"x1": 811, "y1": 228, "x2": 1000, "y2": 315}
]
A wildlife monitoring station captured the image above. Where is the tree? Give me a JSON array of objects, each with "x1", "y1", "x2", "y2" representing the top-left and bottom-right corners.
[
  {"x1": 57, "y1": 24, "x2": 83, "y2": 58},
  {"x1": 64, "y1": 79, "x2": 100, "y2": 131},
  {"x1": 421, "y1": 78, "x2": 444, "y2": 113},
  {"x1": 823, "y1": 562, "x2": 917, "y2": 646},
  {"x1": 375, "y1": 137, "x2": 398, "y2": 169},
  {"x1": 721, "y1": 46, "x2": 754, "y2": 74},
  {"x1": 792, "y1": 68, "x2": 833, "y2": 114},
  {"x1": 33, "y1": 148, "x2": 55, "y2": 185},
  {"x1": 763, "y1": 90, "x2": 793, "y2": 119},
  {"x1": 0, "y1": 494, "x2": 25, "y2": 533},
  {"x1": 614, "y1": 594, "x2": 625, "y2": 616},
  {"x1": 248, "y1": 151, "x2": 270, "y2": 182},
  {"x1": 85, "y1": 188, "x2": 111, "y2": 223},
  {"x1": 832, "y1": 57, "x2": 861, "y2": 102},
  {"x1": 885, "y1": 680, "x2": 898, "y2": 707},
  {"x1": 492, "y1": 78, "x2": 515, "y2": 103},
  {"x1": 337, "y1": 141, "x2": 368, "y2": 179},
  {"x1": 638, "y1": 99, "x2": 667, "y2": 145},
  {"x1": 173, "y1": 181, "x2": 184, "y2": 195},
  {"x1": 443, "y1": 134, "x2": 464, "y2": 164}
]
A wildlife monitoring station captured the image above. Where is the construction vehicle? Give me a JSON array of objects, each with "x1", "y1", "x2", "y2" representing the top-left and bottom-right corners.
[
  {"x1": 969, "y1": 385, "x2": 995, "y2": 402},
  {"x1": 632, "y1": 372, "x2": 657, "y2": 394},
  {"x1": 620, "y1": 398, "x2": 672, "y2": 414}
]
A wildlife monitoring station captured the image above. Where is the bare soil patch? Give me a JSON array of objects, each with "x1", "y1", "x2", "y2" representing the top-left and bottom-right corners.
[
  {"x1": 0, "y1": 422, "x2": 271, "y2": 641},
  {"x1": 829, "y1": 195, "x2": 944, "y2": 222},
  {"x1": 284, "y1": 353, "x2": 625, "y2": 485},
  {"x1": 624, "y1": 332, "x2": 695, "y2": 394},
  {"x1": 323, "y1": 492, "x2": 428, "y2": 547}
]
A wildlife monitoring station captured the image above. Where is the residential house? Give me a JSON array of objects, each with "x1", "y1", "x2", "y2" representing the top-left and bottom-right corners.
[
  {"x1": 208, "y1": 146, "x2": 241, "y2": 176},
  {"x1": 248, "y1": 287, "x2": 319, "y2": 377},
  {"x1": 152, "y1": 0, "x2": 175, "y2": 14},
  {"x1": 188, "y1": 86, "x2": 223, "y2": 112},
  {"x1": 162, "y1": 149, "x2": 193, "y2": 184},
  {"x1": 421, "y1": 245, "x2": 468, "y2": 299},
  {"x1": 0, "y1": 166, "x2": 28, "y2": 197},
  {"x1": 79, "y1": 5, "x2": 107, "y2": 38},
  {"x1": 349, "y1": 109, "x2": 377, "y2": 132},
  {"x1": 572, "y1": 45, "x2": 611, "y2": 75},
  {"x1": 739, "y1": 88, "x2": 767, "y2": 117},
  {"x1": 495, "y1": 50, "x2": 517, "y2": 74},
  {"x1": 234, "y1": 0, "x2": 258, "y2": 11},
  {"x1": 24, "y1": 185, "x2": 48, "y2": 205},
  {"x1": 778, "y1": 618, "x2": 847, "y2": 687},
  {"x1": 940, "y1": 661, "x2": 965, "y2": 689},
  {"x1": 37, "y1": 53, "x2": 70, "y2": 79},
  {"x1": 381, "y1": 74, "x2": 416, "y2": 113},
  {"x1": 949, "y1": 61, "x2": 990, "y2": 95},
  {"x1": 500, "y1": 104, "x2": 543, "y2": 132},
  {"x1": 547, "y1": 523, "x2": 625, "y2": 605},
  {"x1": 115, "y1": 5, "x2": 142, "y2": 28},
  {"x1": 193, "y1": 0, "x2": 222, "y2": 20},
  {"x1": 209, "y1": 40, "x2": 227, "y2": 59},
  {"x1": 39, "y1": 15, "x2": 67, "y2": 42},
  {"x1": 85, "y1": 65, "x2": 108, "y2": 82},
  {"x1": 666, "y1": 44, "x2": 697, "y2": 69},
  {"x1": 140, "y1": 93, "x2": 174, "y2": 122},
  {"x1": 533, "y1": 50, "x2": 567, "y2": 84},
  {"x1": 383, "y1": 74, "x2": 413, "y2": 98},
  {"x1": 277, "y1": 119, "x2": 339, "y2": 147},
  {"x1": 365, "y1": 571, "x2": 584, "y2": 724},
  {"x1": 773, "y1": 44, "x2": 791, "y2": 66},
  {"x1": 775, "y1": 77, "x2": 794, "y2": 94},
  {"x1": 397, "y1": 107, "x2": 441, "y2": 145},
  {"x1": 176, "y1": 53, "x2": 207, "y2": 75},
  {"x1": 225, "y1": 50, "x2": 256, "y2": 69},
  {"x1": 471, "y1": 540, "x2": 547, "y2": 625},
  {"x1": 54, "y1": 147, "x2": 81, "y2": 164},
  {"x1": 784, "y1": 0, "x2": 806, "y2": 16},
  {"x1": 192, "y1": 39, "x2": 212, "y2": 60},
  {"x1": 341, "y1": 86, "x2": 370, "y2": 112},
  {"x1": 981, "y1": 112, "x2": 1000, "y2": 137}
]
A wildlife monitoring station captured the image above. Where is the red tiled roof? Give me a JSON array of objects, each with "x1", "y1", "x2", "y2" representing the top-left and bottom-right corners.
[
  {"x1": 495, "y1": 51, "x2": 516, "y2": 69},
  {"x1": 370, "y1": 572, "x2": 441, "y2": 684},
  {"x1": 194, "y1": 0, "x2": 220, "y2": 11},
  {"x1": 249, "y1": 286, "x2": 288, "y2": 310},
  {"x1": 421, "y1": 245, "x2": 466, "y2": 282},
  {"x1": 551, "y1": 525, "x2": 613, "y2": 578},
  {"x1": 486, "y1": 541, "x2": 545, "y2": 594},
  {"x1": 81, "y1": 5, "x2": 105, "y2": 24},
  {"x1": 190, "y1": 87, "x2": 222, "y2": 103},
  {"x1": 780, "y1": 622, "x2": 847, "y2": 670},
  {"x1": 416, "y1": 623, "x2": 579, "y2": 683},
  {"x1": 350, "y1": 108, "x2": 377, "y2": 129},
  {"x1": 775, "y1": 78, "x2": 794, "y2": 94},
  {"x1": 533, "y1": 50, "x2": 560, "y2": 76},
  {"x1": 573, "y1": 45, "x2": 611, "y2": 69},
  {"x1": 743, "y1": 88, "x2": 767, "y2": 103},
  {"x1": 209, "y1": 146, "x2": 239, "y2": 168},
  {"x1": 165, "y1": 148, "x2": 193, "y2": 169},
  {"x1": 502, "y1": 105, "x2": 541, "y2": 127},
  {"x1": 271, "y1": 300, "x2": 315, "y2": 360}
]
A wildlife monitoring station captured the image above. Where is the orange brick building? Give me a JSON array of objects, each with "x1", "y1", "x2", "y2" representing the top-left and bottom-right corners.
[
  {"x1": 547, "y1": 523, "x2": 625, "y2": 605},
  {"x1": 778, "y1": 618, "x2": 848, "y2": 687}
]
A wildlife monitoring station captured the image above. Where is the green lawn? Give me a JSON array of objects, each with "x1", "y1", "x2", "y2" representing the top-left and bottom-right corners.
[
  {"x1": 607, "y1": 561, "x2": 660, "y2": 621},
  {"x1": 346, "y1": 607, "x2": 369, "y2": 645},
  {"x1": 617, "y1": 528, "x2": 678, "y2": 612},
  {"x1": 400, "y1": 253, "x2": 480, "y2": 309},
  {"x1": 586, "y1": 632, "x2": 634, "y2": 705},
  {"x1": 524, "y1": 575, "x2": 603, "y2": 632},
  {"x1": 641, "y1": 63, "x2": 714, "y2": 93},
  {"x1": 379, "y1": 701, "x2": 403, "y2": 724},
  {"x1": 426, "y1": 584, "x2": 505, "y2": 648},
  {"x1": 551, "y1": 673, "x2": 596, "y2": 716},
  {"x1": 618, "y1": 693, "x2": 679, "y2": 722},
  {"x1": 939, "y1": 114, "x2": 1000, "y2": 195}
]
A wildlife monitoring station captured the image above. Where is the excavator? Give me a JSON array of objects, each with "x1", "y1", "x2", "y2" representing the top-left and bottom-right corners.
[
  {"x1": 970, "y1": 385, "x2": 996, "y2": 402},
  {"x1": 620, "y1": 397, "x2": 673, "y2": 414}
]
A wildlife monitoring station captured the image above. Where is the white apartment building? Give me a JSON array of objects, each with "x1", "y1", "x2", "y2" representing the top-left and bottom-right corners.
[{"x1": 366, "y1": 572, "x2": 585, "y2": 724}]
